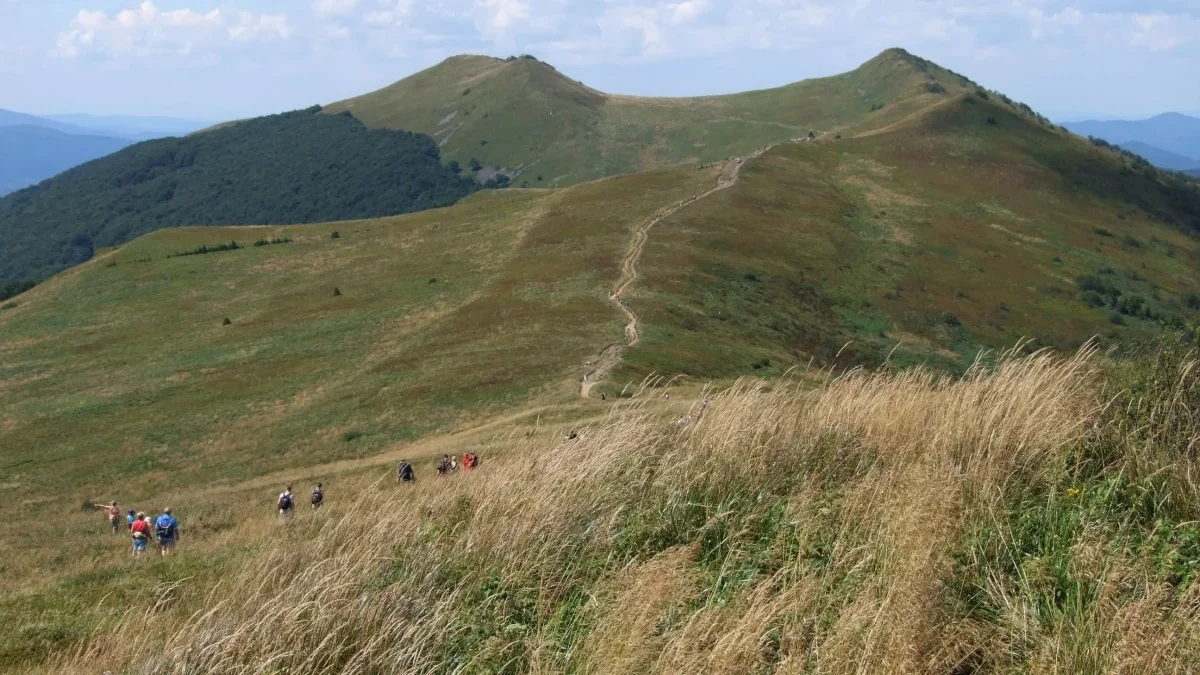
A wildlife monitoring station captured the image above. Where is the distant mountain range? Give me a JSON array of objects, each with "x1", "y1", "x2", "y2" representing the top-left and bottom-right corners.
[
  {"x1": 1064, "y1": 113, "x2": 1200, "y2": 173},
  {"x1": 0, "y1": 108, "x2": 215, "y2": 195}
]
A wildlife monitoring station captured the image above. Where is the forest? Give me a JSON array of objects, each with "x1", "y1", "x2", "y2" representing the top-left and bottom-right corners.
[{"x1": 0, "y1": 107, "x2": 478, "y2": 286}]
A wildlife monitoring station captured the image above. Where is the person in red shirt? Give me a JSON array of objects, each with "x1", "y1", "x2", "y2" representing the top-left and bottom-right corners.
[{"x1": 130, "y1": 512, "x2": 151, "y2": 558}]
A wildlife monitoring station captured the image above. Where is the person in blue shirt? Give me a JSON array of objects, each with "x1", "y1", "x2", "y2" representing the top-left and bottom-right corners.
[
  {"x1": 154, "y1": 507, "x2": 180, "y2": 557},
  {"x1": 126, "y1": 509, "x2": 137, "y2": 530}
]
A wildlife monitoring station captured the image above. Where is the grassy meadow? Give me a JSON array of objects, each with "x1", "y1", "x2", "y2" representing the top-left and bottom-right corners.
[
  {"x1": 33, "y1": 334, "x2": 1200, "y2": 674},
  {"x1": 0, "y1": 166, "x2": 718, "y2": 665}
]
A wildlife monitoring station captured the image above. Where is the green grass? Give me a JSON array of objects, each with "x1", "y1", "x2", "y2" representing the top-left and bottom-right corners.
[
  {"x1": 0, "y1": 167, "x2": 716, "y2": 623},
  {"x1": 613, "y1": 95, "x2": 1200, "y2": 386},
  {"x1": 323, "y1": 48, "x2": 977, "y2": 187}
]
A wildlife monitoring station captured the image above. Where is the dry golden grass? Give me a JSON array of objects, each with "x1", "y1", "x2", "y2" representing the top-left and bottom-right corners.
[{"x1": 43, "y1": 345, "x2": 1200, "y2": 674}]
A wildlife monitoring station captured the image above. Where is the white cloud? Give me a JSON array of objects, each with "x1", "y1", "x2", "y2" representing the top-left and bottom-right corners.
[
  {"x1": 228, "y1": 12, "x2": 294, "y2": 42},
  {"x1": 1130, "y1": 12, "x2": 1190, "y2": 52},
  {"x1": 55, "y1": 2, "x2": 291, "y2": 59},
  {"x1": 313, "y1": 0, "x2": 360, "y2": 18},
  {"x1": 473, "y1": 0, "x2": 533, "y2": 38}
]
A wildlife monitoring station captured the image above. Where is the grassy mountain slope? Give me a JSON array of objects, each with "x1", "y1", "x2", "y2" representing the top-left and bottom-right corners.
[
  {"x1": 0, "y1": 165, "x2": 718, "y2": 645},
  {"x1": 324, "y1": 49, "x2": 975, "y2": 186},
  {"x1": 0, "y1": 125, "x2": 130, "y2": 196},
  {"x1": 0, "y1": 107, "x2": 476, "y2": 286},
  {"x1": 614, "y1": 93, "x2": 1200, "y2": 385},
  {"x1": 39, "y1": 342, "x2": 1200, "y2": 673},
  {"x1": 6, "y1": 56, "x2": 1200, "y2": 669}
]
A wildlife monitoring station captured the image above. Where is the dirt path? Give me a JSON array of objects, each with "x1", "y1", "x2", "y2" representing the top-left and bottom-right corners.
[{"x1": 582, "y1": 144, "x2": 776, "y2": 397}]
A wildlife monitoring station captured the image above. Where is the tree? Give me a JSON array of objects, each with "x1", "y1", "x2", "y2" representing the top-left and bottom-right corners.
[
  {"x1": 448, "y1": 160, "x2": 461, "y2": 174},
  {"x1": 469, "y1": 158, "x2": 482, "y2": 172}
]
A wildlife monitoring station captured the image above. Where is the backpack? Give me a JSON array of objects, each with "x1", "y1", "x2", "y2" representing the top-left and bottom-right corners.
[
  {"x1": 278, "y1": 493, "x2": 293, "y2": 511},
  {"x1": 311, "y1": 489, "x2": 323, "y2": 505},
  {"x1": 156, "y1": 518, "x2": 174, "y2": 540}
]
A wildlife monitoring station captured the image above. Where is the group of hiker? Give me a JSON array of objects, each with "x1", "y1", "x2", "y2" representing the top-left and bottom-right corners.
[
  {"x1": 99, "y1": 453, "x2": 484, "y2": 554},
  {"x1": 95, "y1": 501, "x2": 179, "y2": 558}
]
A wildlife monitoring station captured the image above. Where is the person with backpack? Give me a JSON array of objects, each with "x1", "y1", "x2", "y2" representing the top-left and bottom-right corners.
[
  {"x1": 398, "y1": 460, "x2": 415, "y2": 483},
  {"x1": 277, "y1": 486, "x2": 295, "y2": 518},
  {"x1": 130, "y1": 512, "x2": 151, "y2": 558},
  {"x1": 462, "y1": 452, "x2": 476, "y2": 472},
  {"x1": 436, "y1": 455, "x2": 451, "y2": 476},
  {"x1": 94, "y1": 500, "x2": 121, "y2": 534},
  {"x1": 311, "y1": 483, "x2": 324, "y2": 510},
  {"x1": 154, "y1": 508, "x2": 179, "y2": 557}
]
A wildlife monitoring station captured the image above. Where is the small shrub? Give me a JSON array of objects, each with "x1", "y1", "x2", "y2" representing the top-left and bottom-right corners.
[
  {"x1": 1123, "y1": 235, "x2": 1142, "y2": 248},
  {"x1": 807, "y1": 131, "x2": 815, "y2": 139},
  {"x1": 469, "y1": 158, "x2": 482, "y2": 172},
  {"x1": 1052, "y1": 256, "x2": 1062, "y2": 263},
  {"x1": 536, "y1": 175, "x2": 543, "y2": 181},
  {"x1": 1, "y1": 301, "x2": 16, "y2": 310},
  {"x1": 105, "y1": 261, "x2": 117, "y2": 268},
  {"x1": 331, "y1": 231, "x2": 340, "y2": 239},
  {"x1": 461, "y1": 88, "x2": 471, "y2": 96},
  {"x1": 428, "y1": 278, "x2": 437, "y2": 285},
  {"x1": 333, "y1": 287, "x2": 342, "y2": 296},
  {"x1": 448, "y1": 160, "x2": 461, "y2": 174},
  {"x1": 942, "y1": 312, "x2": 962, "y2": 327},
  {"x1": 924, "y1": 82, "x2": 946, "y2": 94},
  {"x1": 1093, "y1": 227, "x2": 1114, "y2": 237},
  {"x1": 751, "y1": 358, "x2": 771, "y2": 370},
  {"x1": 253, "y1": 237, "x2": 292, "y2": 247},
  {"x1": 986, "y1": 116, "x2": 998, "y2": 126},
  {"x1": 835, "y1": 134, "x2": 842, "y2": 139},
  {"x1": 1109, "y1": 313, "x2": 1126, "y2": 325},
  {"x1": 342, "y1": 430, "x2": 362, "y2": 442},
  {"x1": 976, "y1": 90, "x2": 989, "y2": 100},
  {"x1": 222, "y1": 317, "x2": 232, "y2": 326},
  {"x1": 167, "y1": 241, "x2": 241, "y2": 258},
  {"x1": 480, "y1": 140, "x2": 488, "y2": 146},
  {"x1": 1185, "y1": 292, "x2": 1200, "y2": 310}
]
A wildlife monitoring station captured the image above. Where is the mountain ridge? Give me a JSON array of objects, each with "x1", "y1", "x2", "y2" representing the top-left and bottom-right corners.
[{"x1": 323, "y1": 48, "x2": 977, "y2": 186}]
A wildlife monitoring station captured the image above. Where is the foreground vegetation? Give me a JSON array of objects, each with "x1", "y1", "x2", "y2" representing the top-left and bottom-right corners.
[
  {"x1": 34, "y1": 332, "x2": 1200, "y2": 673},
  {"x1": 0, "y1": 106, "x2": 477, "y2": 285}
]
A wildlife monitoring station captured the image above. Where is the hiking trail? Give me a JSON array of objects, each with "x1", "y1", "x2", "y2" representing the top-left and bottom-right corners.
[{"x1": 581, "y1": 144, "x2": 776, "y2": 397}]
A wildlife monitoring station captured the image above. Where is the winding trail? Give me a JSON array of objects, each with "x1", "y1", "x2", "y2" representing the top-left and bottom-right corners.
[{"x1": 582, "y1": 144, "x2": 777, "y2": 397}]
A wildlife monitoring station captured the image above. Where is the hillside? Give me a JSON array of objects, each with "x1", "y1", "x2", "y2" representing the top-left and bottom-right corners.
[
  {"x1": 0, "y1": 107, "x2": 476, "y2": 286},
  {"x1": 324, "y1": 49, "x2": 977, "y2": 187},
  {"x1": 0, "y1": 125, "x2": 130, "y2": 196},
  {"x1": 5, "y1": 56, "x2": 1200, "y2": 669},
  {"x1": 1117, "y1": 140, "x2": 1200, "y2": 171}
]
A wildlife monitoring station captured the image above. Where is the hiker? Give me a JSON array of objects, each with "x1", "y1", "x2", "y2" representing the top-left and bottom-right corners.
[
  {"x1": 130, "y1": 512, "x2": 151, "y2": 558},
  {"x1": 398, "y1": 459, "x2": 415, "y2": 483},
  {"x1": 601, "y1": 393, "x2": 607, "y2": 401},
  {"x1": 311, "y1": 483, "x2": 324, "y2": 510},
  {"x1": 94, "y1": 500, "x2": 120, "y2": 534},
  {"x1": 126, "y1": 509, "x2": 137, "y2": 530},
  {"x1": 450, "y1": 455, "x2": 459, "y2": 472},
  {"x1": 664, "y1": 392, "x2": 670, "y2": 401},
  {"x1": 437, "y1": 455, "x2": 451, "y2": 476},
  {"x1": 277, "y1": 486, "x2": 295, "y2": 517},
  {"x1": 463, "y1": 452, "x2": 478, "y2": 472},
  {"x1": 154, "y1": 508, "x2": 179, "y2": 557}
]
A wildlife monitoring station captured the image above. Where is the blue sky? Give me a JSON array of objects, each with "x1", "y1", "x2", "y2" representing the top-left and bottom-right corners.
[{"x1": 0, "y1": 0, "x2": 1197, "y2": 122}]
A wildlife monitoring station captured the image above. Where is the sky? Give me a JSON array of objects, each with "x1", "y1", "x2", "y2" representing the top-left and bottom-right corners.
[{"x1": 0, "y1": 0, "x2": 1197, "y2": 123}]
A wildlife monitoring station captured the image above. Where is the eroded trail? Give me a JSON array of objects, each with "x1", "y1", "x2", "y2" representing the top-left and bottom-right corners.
[{"x1": 582, "y1": 144, "x2": 776, "y2": 397}]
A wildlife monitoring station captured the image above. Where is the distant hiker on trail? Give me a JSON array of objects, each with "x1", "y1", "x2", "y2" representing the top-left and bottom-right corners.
[
  {"x1": 130, "y1": 512, "x2": 151, "y2": 558},
  {"x1": 154, "y1": 508, "x2": 179, "y2": 557},
  {"x1": 311, "y1": 483, "x2": 324, "y2": 510},
  {"x1": 398, "y1": 460, "x2": 415, "y2": 483},
  {"x1": 450, "y1": 455, "x2": 459, "y2": 472},
  {"x1": 601, "y1": 393, "x2": 607, "y2": 401},
  {"x1": 664, "y1": 392, "x2": 670, "y2": 401},
  {"x1": 463, "y1": 452, "x2": 478, "y2": 472},
  {"x1": 95, "y1": 501, "x2": 120, "y2": 534},
  {"x1": 437, "y1": 455, "x2": 451, "y2": 476},
  {"x1": 278, "y1": 486, "x2": 295, "y2": 517}
]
